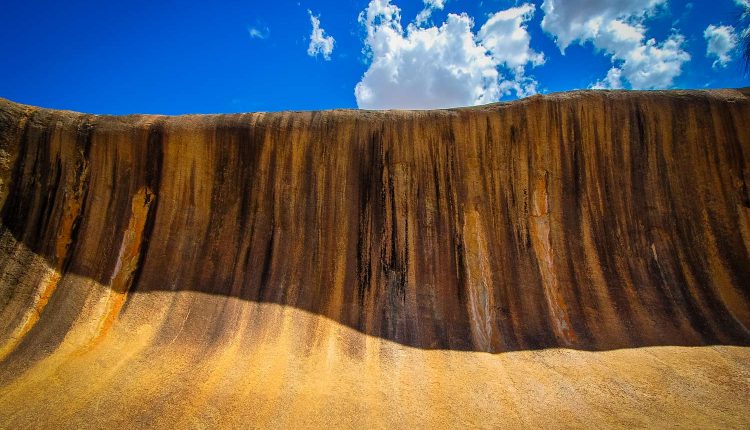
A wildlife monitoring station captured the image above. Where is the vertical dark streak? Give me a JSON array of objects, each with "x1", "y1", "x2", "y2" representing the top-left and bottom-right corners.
[
  {"x1": 125, "y1": 119, "x2": 164, "y2": 300},
  {"x1": 60, "y1": 116, "x2": 94, "y2": 274}
]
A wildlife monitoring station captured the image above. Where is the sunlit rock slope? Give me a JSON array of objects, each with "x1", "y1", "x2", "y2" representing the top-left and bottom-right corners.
[{"x1": 0, "y1": 89, "x2": 748, "y2": 428}]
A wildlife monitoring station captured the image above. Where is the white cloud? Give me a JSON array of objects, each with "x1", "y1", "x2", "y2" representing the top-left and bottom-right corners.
[
  {"x1": 541, "y1": 0, "x2": 690, "y2": 90},
  {"x1": 479, "y1": 4, "x2": 545, "y2": 69},
  {"x1": 248, "y1": 26, "x2": 270, "y2": 39},
  {"x1": 307, "y1": 10, "x2": 335, "y2": 60},
  {"x1": 604, "y1": 29, "x2": 690, "y2": 90},
  {"x1": 355, "y1": 0, "x2": 544, "y2": 110},
  {"x1": 415, "y1": 0, "x2": 446, "y2": 26},
  {"x1": 592, "y1": 67, "x2": 623, "y2": 89},
  {"x1": 704, "y1": 24, "x2": 738, "y2": 68},
  {"x1": 541, "y1": 0, "x2": 663, "y2": 51}
]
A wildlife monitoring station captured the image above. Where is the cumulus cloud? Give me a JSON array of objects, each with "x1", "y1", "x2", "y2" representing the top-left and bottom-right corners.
[
  {"x1": 591, "y1": 67, "x2": 623, "y2": 89},
  {"x1": 541, "y1": 0, "x2": 690, "y2": 90},
  {"x1": 704, "y1": 24, "x2": 738, "y2": 68},
  {"x1": 307, "y1": 10, "x2": 335, "y2": 60},
  {"x1": 479, "y1": 5, "x2": 545, "y2": 70},
  {"x1": 355, "y1": 0, "x2": 544, "y2": 110},
  {"x1": 541, "y1": 0, "x2": 662, "y2": 51},
  {"x1": 415, "y1": 0, "x2": 446, "y2": 26}
]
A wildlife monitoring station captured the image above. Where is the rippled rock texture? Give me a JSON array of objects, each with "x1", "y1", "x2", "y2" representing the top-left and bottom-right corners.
[{"x1": 0, "y1": 89, "x2": 748, "y2": 428}]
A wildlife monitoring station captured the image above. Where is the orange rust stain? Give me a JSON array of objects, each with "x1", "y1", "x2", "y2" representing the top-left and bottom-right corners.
[
  {"x1": 0, "y1": 271, "x2": 61, "y2": 361},
  {"x1": 54, "y1": 199, "x2": 82, "y2": 268},
  {"x1": 529, "y1": 171, "x2": 576, "y2": 345},
  {"x1": 90, "y1": 186, "x2": 154, "y2": 346}
]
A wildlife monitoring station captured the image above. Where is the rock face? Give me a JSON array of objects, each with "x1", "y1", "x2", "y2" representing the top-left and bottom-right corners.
[{"x1": 0, "y1": 90, "x2": 748, "y2": 428}]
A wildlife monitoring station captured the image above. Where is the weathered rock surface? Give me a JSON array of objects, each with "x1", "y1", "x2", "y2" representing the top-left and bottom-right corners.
[{"x1": 0, "y1": 89, "x2": 748, "y2": 428}]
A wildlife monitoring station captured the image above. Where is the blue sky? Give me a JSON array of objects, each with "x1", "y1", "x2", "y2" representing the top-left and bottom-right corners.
[{"x1": 0, "y1": 0, "x2": 747, "y2": 114}]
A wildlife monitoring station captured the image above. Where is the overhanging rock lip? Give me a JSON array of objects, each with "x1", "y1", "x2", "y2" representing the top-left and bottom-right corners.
[{"x1": 1, "y1": 87, "x2": 748, "y2": 119}]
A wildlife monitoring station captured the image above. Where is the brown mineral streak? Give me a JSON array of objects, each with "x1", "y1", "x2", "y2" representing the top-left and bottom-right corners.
[{"x1": 0, "y1": 89, "x2": 749, "y2": 428}]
